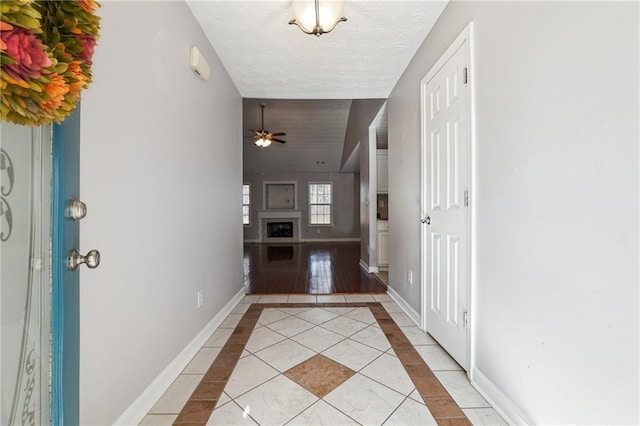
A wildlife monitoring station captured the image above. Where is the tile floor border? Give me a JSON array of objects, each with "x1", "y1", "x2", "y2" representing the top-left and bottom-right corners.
[{"x1": 173, "y1": 302, "x2": 471, "y2": 425}]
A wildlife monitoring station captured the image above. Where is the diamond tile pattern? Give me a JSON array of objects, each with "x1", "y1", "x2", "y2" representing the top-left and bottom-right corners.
[
  {"x1": 148, "y1": 298, "x2": 498, "y2": 426},
  {"x1": 285, "y1": 354, "x2": 356, "y2": 398}
]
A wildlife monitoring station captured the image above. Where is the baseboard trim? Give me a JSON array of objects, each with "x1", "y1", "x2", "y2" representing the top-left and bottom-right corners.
[
  {"x1": 387, "y1": 286, "x2": 421, "y2": 327},
  {"x1": 359, "y1": 259, "x2": 368, "y2": 272},
  {"x1": 359, "y1": 259, "x2": 376, "y2": 273},
  {"x1": 244, "y1": 238, "x2": 361, "y2": 244},
  {"x1": 113, "y1": 287, "x2": 246, "y2": 426},
  {"x1": 300, "y1": 238, "x2": 361, "y2": 243},
  {"x1": 470, "y1": 367, "x2": 534, "y2": 425}
]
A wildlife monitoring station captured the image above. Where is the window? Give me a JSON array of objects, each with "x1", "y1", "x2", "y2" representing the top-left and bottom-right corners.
[
  {"x1": 242, "y1": 184, "x2": 250, "y2": 225},
  {"x1": 309, "y1": 183, "x2": 332, "y2": 225}
]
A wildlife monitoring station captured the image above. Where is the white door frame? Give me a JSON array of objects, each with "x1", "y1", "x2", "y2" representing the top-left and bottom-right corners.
[{"x1": 420, "y1": 22, "x2": 476, "y2": 374}]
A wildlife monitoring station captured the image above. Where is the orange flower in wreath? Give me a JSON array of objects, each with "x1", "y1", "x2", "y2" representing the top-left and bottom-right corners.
[
  {"x1": 67, "y1": 61, "x2": 88, "y2": 94},
  {"x1": 78, "y1": 0, "x2": 99, "y2": 14},
  {"x1": 40, "y1": 73, "x2": 69, "y2": 111},
  {"x1": 0, "y1": 22, "x2": 13, "y2": 52}
]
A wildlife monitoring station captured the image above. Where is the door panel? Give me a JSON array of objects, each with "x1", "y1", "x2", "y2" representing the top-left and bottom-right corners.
[
  {"x1": 421, "y1": 36, "x2": 471, "y2": 370},
  {"x1": 430, "y1": 232, "x2": 441, "y2": 313},
  {"x1": 430, "y1": 129, "x2": 441, "y2": 210},
  {"x1": 52, "y1": 107, "x2": 81, "y2": 425},
  {"x1": 447, "y1": 120, "x2": 459, "y2": 209}
]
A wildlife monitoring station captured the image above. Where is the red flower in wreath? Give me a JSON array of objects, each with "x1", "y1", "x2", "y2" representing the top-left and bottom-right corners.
[
  {"x1": 1, "y1": 27, "x2": 52, "y2": 81},
  {"x1": 77, "y1": 33, "x2": 96, "y2": 66}
]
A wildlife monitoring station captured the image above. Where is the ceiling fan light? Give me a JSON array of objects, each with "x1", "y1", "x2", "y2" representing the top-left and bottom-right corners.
[
  {"x1": 255, "y1": 137, "x2": 272, "y2": 148},
  {"x1": 290, "y1": 0, "x2": 346, "y2": 36}
]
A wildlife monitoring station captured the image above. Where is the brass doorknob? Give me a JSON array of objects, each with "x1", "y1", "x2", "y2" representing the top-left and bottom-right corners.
[{"x1": 67, "y1": 249, "x2": 100, "y2": 271}]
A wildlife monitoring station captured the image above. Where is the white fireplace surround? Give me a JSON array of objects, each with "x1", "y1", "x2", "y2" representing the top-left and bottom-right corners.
[{"x1": 258, "y1": 211, "x2": 302, "y2": 243}]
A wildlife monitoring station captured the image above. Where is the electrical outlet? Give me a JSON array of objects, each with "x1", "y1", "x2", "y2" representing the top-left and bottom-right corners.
[
  {"x1": 407, "y1": 270, "x2": 413, "y2": 285},
  {"x1": 197, "y1": 289, "x2": 204, "y2": 308},
  {"x1": 316, "y1": 229, "x2": 320, "y2": 234}
]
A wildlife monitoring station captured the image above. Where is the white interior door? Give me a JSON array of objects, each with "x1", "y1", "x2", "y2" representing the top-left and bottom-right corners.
[{"x1": 420, "y1": 26, "x2": 472, "y2": 370}]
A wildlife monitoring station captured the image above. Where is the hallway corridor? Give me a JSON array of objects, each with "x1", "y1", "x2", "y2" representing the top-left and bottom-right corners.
[
  {"x1": 243, "y1": 243, "x2": 387, "y2": 294},
  {"x1": 140, "y1": 294, "x2": 505, "y2": 425}
]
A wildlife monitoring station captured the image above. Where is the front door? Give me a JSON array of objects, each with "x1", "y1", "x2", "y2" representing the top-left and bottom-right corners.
[
  {"x1": 52, "y1": 107, "x2": 91, "y2": 425},
  {"x1": 0, "y1": 91, "x2": 90, "y2": 426},
  {"x1": 420, "y1": 25, "x2": 473, "y2": 370}
]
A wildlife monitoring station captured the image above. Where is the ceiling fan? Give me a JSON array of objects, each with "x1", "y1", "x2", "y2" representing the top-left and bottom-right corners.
[{"x1": 251, "y1": 104, "x2": 286, "y2": 147}]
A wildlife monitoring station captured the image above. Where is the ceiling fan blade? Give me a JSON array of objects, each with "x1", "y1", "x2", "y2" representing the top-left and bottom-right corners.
[
  {"x1": 271, "y1": 138, "x2": 287, "y2": 144},
  {"x1": 270, "y1": 132, "x2": 286, "y2": 137}
]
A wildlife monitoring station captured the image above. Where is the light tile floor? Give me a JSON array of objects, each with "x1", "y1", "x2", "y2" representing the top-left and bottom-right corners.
[{"x1": 140, "y1": 294, "x2": 506, "y2": 425}]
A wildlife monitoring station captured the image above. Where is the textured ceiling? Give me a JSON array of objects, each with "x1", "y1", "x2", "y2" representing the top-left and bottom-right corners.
[
  {"x1": 187, "y1": 1, "x2": 448, "y2": 174},
  {"x1": 243, "y1": 99, "x2": 352, "y2": 173},
  {"x1": 186, "y1": 1, "x2": 448, "y2": 99}
]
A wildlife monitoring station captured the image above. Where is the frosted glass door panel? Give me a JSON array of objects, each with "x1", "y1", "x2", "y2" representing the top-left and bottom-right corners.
[{"x1": 0, "y1": 123, "x2": 52, "y2": 426}]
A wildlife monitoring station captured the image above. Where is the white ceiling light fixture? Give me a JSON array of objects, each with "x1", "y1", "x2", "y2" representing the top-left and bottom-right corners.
[
  {"x1": 289, "y1": 0, "x2": 347, "y2": 37},
  {"x1": 255, "y1": 138, "x2": 272, "y2": 148}
]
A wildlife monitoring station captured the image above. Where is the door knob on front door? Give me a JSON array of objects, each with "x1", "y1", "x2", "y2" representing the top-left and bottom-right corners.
[
  {"x1": 421, "y1": 216, "x2": 431, "y2": 225},
  {"x1": 67, "y1": 249, "x2": 100, "y2": 271}
]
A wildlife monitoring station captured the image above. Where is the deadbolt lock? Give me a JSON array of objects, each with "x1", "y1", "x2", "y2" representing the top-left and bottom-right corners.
[{"x1": 66, "y1": 199, "x2": 87, "y2": 221}]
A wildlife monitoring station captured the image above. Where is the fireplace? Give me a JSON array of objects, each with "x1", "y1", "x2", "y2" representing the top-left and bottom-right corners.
[
  {"x1": 258, "y1": 211, "x2": 301, "y2": 243},
  {"x1": 267, "y1": 222, "x2": 293, "y2": 238}
]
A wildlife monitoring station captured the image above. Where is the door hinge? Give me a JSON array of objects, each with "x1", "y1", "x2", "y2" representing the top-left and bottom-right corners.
[
  {"x1": 463, "y1": 311, "x2": 469, "y2": 328},
  {"x1": 463, "y1": 67, "x2": 468, "y2": 84},
  {"x1": 464, "y1": 190, "x2": 469, "y2": 206}
]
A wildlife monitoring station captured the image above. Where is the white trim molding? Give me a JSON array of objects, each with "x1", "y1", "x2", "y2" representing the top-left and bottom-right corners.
[
  {"x1": 245, "y1": 238, "x2": 361, "y2": 244},
  {"x1": 113, "y1": 288, "x2": 246, "y2": 426},
  {"x1": 257, "y1": 211, "x2": 302, "y2": 219},
  {"x1": 359, "y1": 259, "x2": 377, "y2": 273},
  {"x1": 301, "y1": 238, "x2": 360, "y2": 243},
  {"x1": 387, "y1": 286, "x2": 421, "y2": 327},
  {"x1": 471, "y1": 368, "x2": 534, "y2": 425}
]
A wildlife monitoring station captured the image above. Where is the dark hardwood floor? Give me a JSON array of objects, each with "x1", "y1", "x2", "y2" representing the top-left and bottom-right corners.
[{"x1": 243, "y1": 242, "x2": 387, "y2": 294}]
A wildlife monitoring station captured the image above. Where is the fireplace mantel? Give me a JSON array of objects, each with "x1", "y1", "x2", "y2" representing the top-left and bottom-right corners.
[
  {"x1": 258, "y1": 211, "x2": 302, "y2": 243},
  {"x1": 258, "y1": 211, "x2": 302, "y2": 219}
]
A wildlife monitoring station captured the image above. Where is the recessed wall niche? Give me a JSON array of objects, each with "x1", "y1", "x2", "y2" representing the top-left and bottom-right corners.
[{"x1": 263, "y1": 182, "x2": 297, "y2": 210}]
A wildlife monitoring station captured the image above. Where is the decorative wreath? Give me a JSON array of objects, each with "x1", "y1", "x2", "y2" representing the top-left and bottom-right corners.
[{"x1": 0, "y1": 0, "x2": 100, "y2": 126}]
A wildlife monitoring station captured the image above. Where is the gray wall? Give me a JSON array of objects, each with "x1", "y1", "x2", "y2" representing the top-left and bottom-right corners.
[
  {"x1": 388, "y1": 1, "x2": 638, "y2": 423},
  {"x1": 243, "y1": 172, "x2": 360, "y2": 241},
  {"x1": 78, "y1": 2, "x2": 243, "y2": 423},
  {"x1": 338, "y1": 99, "x2": 386, "y2": 265},
  {"x1": 341, "y1": 99, "x2": 386, "y2": 170}
]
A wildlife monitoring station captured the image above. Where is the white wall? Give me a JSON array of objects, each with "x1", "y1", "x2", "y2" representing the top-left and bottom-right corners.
[
  {"x1": 78, "y1": 2, "x2": 243, "y2": 424},
  {"x1": 388, "y1": 1, "x2": 639, "y2": 424}
]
